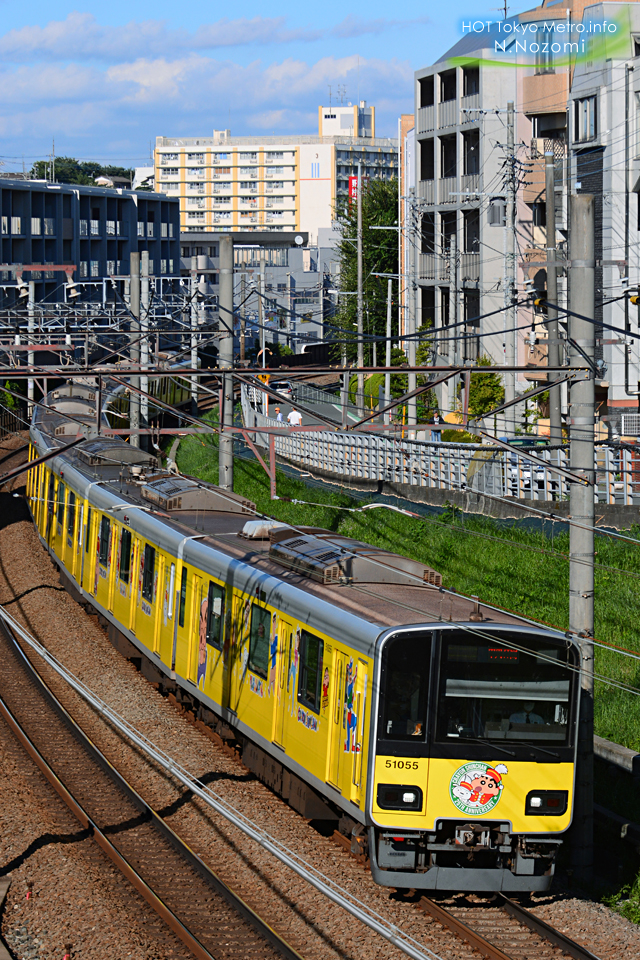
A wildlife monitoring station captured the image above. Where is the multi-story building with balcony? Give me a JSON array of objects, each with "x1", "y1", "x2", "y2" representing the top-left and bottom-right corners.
[
  {"x1": 154, "y1": 105, "x2": 397, "y2": 242},
  {"x1": 0, "y1": 178, "x2": 179, "y2": 304},
  {"x1": 412, "y1": 0, "x2": 604, "y2": 418}
]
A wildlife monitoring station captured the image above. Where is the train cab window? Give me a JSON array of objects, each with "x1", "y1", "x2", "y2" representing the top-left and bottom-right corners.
[
  {"x1": 297, "y1": 630, "x2": 324, "y2": 714},
  {"x1": 380, "y1": 634, "x2": 430, "y2": 740},
  {"x1": 435, "y1": 634, "x2": 574, "y2": 746},
  {"x1": 178, "y1": 566, "x2": 188, "y2": 627},
  {"x1": 248, "y1": 604, "x2": 271, "y2": 678},
  {"x1": 119, "y1": 528, "x2": 132, "y2": 583},
  {"x1": 56, "y1": 484, "x2": 65, "y2": 527},
  {"x1": 142, "y1": 544, "x2": 156, "y2": 602},
  {"x1": 206, "y1": 581, "x2": 225, "y2": 648},
  {"x1": 66, "y1": 491, "x2": 76, "y2": 537},
  {"x1": 99, "y1": 516, "x2": 110, "y2": 566}
]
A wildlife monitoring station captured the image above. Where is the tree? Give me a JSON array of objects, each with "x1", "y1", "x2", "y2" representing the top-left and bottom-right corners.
[
  {"x1": 465, "y1": 354, "x2": 505, "y2": 419},
  {"x1": 30, "y1": 157, "x2": 134, "y2": 186},
  {"x1": 334, "y1": 179, "x2": 398, "y2": 364}
]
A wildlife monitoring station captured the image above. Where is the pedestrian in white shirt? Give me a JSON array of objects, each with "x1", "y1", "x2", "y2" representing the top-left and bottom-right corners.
[{"x1": 287, "y1": 408, "x2": 302, "y2": 426}]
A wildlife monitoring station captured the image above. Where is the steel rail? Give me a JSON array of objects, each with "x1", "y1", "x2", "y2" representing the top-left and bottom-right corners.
[
  {"x1": 0, "y1": 604, "x2": 445, "y2": 960},
  {"x1": 0, "y1": 619, "x2": 306, "y2": 960},
  {"x1": 496, "y1": 894, "x2": 602, "y2": 960}
]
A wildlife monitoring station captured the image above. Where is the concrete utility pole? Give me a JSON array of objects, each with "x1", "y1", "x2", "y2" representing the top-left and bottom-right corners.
[
  {"x1": 504, "y1": 101, "x2": 516, "y2": 435},
  {"x1": 448, "y1": 231, "x2": 458, "y2": 416},
  {"x1": 357, "y1": 161, "x2": 365, "y2": 415},
  {"x1": 140, "y1": 250, "x2": 150, "y2": 450},
  {"x1": 545, "y1": 150, "x2": 562, "y2": 441},
  {"x1": 190, "y1": 255, "x2": 199, "y2": 418},
  {"x1": 569, "y1": 194, "x2": 595, "y2": 874},
  {"x1": 240, "y1": 269, "x2": 247, "y2": 363},
  {"x1": 129, "y1": 252, "x2": 140, "y2": 448},
  {"x1": 218, "y1": 235, "x2": 234, "y2": 491},
  {"x1": 385, "y1": 278, "x2": 392, "y2": 424}
]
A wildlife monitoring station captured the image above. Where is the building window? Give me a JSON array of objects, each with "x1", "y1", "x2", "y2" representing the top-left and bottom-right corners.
[
  {"x1": 169, "y1": 259, "x2": 174, "y2": 273},
  {"x1": 161, "y1": 153, "x2": 178, "y2": 163},
  {"x1": 142, "y1": 544, "x2": 155, "y2": 602},
  {"x1": 137, "y1": 222, "x2": 144, "y2": 237},
  {"x1": 574, "y1": 95, "x2": 597, "y2": 142},
  {"x1": 80, "y1": 261, "x2": 88, "y2": 277},
  {"x1": 463, "y1": 130, "x2": 479, "y2": 175},
  {"x1": 535, "y1": 42, "x2": 555, "y2": 75},
  {"x1": 119, "y1": 528, "x2": 132, "y2": 583},
  {"x1": 31, "y1": 217, "x2": 41, "y2": 235},
  {"x1": 440, "y1": 134, "x2": 457, "y2": 179},
  {"x1": 463, "y1": 65, "x2": 479, "y2": 96},
  {"x1": 249, "y1": 604, "x2": 271, "y2": 678},
  {"x1": 90, "y1": 261, "x2": 99, "y2": 277},
  {"x1": 419, "y1": 76, "x2": 434, "y2": 108},
  {"x1": 205, "y1": 581, "x2": 225, "y2": 648},
  {"x1": 187, "y1": 153, "x2": 205, "y2": 163},
  {"x1": 440, "y1": 69, "x2": 456, "y2": 102},
  {"x1": 463, "y1": 209, "x2": 480, "y2": 252},
  {"x1": 297, "y1": 630, "x2": 324, "y2": 714},
  {"x1": 1, "y1": 217, "x2": 7, "y2": 235},
  {"x1": 99, "y1": 515, "x2": 110, "y2": 566},
  {"x1": 239, "y1": 152, "x2": 258, "y2": 162},
  {"x1": 147, "y1": 222, "x2": 154, "y2": 237},
  {"x1": 11, "y1": 216, "x2": 21, "y2": 234},
  {"x1": 160, "y1": 259, "x2": 167, "y2": 274},
  {"x1": 188, "y1": 212, "x2": 205, "y2": 221},
  {"x1": 419, "y1": 138, "x2": 434, "y2": 180},
  {"x1": 161, "y1": 168, "x2": 179, "y2": 177},
  {"x1": 107, "y1": 260, "x2": 116, "y2": 275}
]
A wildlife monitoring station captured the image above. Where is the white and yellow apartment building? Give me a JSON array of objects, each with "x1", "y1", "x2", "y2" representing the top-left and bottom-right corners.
[{"x1": 154, "y1": 104, "x2": 397, "y2": 242}]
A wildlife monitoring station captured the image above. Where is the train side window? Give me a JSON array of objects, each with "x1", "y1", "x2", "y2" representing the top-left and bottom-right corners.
[
  {"x1": 142, "y1": 544, "x2": 156, "y2": 602},
  {"x1": 99, "y1": 516, "x2": 110, "y2": 566},
  {"x1": 379, "y1": 634, "x2": 430, "y2": 740},
  {"x1": 120, "y1": 528, "x2": 132, "y2": 583},
  {"x1": 85, "y1": 508, "x2": 92, "y2": 552},
  {"x1": 67, "y1": 491, "x2": 76, "y2": 537},
  {"x1": 56, "y1": 483, "x2": 65, "y2": 527},
  {"x1": 178, "y1": 566, "x2": 188, "y2": 626},
  {"x1": 248, "y1": 604, "x2": 271, "y2": 678},
  {"x1": 298, "y1": 630, "x2": 324, "y2": 714},
  {"x1": 206, "y1": 581, "x2": 225, "y2": 648}
]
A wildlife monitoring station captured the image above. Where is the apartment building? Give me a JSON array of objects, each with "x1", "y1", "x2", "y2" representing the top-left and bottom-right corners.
[
  {"x1": 154, "y1": 105, "x2": 397, "y2": 242},
  {"x1": 412, "y1": 0, "x2": 618, "y2": 418},
  {"x1": 0, "y1": 178, "x2": 179, "y2": 304}
]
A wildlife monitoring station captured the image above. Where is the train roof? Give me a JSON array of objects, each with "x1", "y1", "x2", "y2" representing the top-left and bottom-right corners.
[{"x1": 30, "y1": 387, "x2": 568, "y2": 647}]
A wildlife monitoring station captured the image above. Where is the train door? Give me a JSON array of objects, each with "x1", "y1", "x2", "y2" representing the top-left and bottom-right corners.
[
  {"x1": 327, "y1": 650, "x2": 347, "y2": 789},
  {"x1": 45, "y1": 472, "x2": 55, "y2": 543},
  {"x1": 153, "y1": 555, "x2": 165, "y2": 654},
  {"x1": 187, "y1": 575, "x2": 203, "y2": 683},
  {"x1": 107, "y1": 523, "x2": 117, "y2": 612},
  {"x1": 273, "y1": 615, "x2": 294, "y2": 749},
  {"x1": 129, "y1": 536, "x2": 141, "y2": 632}
]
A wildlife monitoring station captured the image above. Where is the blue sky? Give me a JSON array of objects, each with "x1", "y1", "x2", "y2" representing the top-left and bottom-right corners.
[{"x1": 0, "y1": 0, "x2": 536, "y2": 171}]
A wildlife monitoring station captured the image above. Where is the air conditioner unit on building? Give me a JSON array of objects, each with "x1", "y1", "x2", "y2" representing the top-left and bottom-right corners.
[{"x1": 265, "y1": 172, "x2": 273, "y2": 178}]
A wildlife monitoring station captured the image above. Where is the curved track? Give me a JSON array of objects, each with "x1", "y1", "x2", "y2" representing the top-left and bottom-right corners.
[{"x1": 0, "y1": 613, "x2": 303, "y2": 960}]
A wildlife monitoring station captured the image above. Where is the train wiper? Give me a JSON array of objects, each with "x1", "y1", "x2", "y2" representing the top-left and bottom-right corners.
[
  {"x1": 522, "y1": 742, "x2": 560, "y2": 759},
  {"x1": 455, "y1": 736, "x2": 515, "y2": 758}
]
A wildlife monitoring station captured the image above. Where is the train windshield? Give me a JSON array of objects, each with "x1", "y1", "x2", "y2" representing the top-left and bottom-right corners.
[{"x1": 435, "y1": 634, "x2": 575, "y2": 745}]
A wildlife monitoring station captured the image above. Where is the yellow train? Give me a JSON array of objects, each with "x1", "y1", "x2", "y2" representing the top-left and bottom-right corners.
[{"x1": 27, "y1": 380, "x2": 580, "y2": 892}]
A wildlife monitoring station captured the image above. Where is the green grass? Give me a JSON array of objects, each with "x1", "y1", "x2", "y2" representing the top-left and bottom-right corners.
[{"x1": 176, "y1": 412, "x2": 640, "y2": 752}]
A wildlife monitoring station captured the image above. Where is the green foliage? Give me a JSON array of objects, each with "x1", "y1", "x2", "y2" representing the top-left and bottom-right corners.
[
  {"x1": 441, "y1": 428, "x2": 480, "y2": 443},
  {"x1": 30, "y1": 157, "x2": 133, "y2": 186},
  {"x1": 604, "y1": 874, "x2": 640, "y2": 922},
  {"x1": 0, "y1": 380, "x2": 21, "y2": 411},
  {"x1": 334, "y1": 179, "x2": 398, "y2": 363},
  {"x1": 466, "y1": 354, "x2": 505, "y2": 419}
]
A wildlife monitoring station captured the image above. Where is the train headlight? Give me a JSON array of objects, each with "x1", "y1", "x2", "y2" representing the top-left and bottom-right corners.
[
  {"x1": 376, "y1": 784, "x2": 423, "y2": 811},
  {"x1": 525, "y1": 790, "x2": 568, "y2": 816}
]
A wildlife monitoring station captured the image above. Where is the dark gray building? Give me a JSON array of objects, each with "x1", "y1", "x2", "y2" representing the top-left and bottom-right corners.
[{"x1": 0, "y1": 178, "x2": 180, "y2": 304}]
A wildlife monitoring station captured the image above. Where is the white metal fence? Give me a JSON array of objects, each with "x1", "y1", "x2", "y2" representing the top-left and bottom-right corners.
[{"x1": 241, "y1": 386, "x2": 640, "y2": 505}]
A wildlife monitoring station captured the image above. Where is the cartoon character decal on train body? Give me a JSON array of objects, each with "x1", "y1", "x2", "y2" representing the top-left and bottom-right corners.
[{"x1": 344, "y1": 658, "x2": 359, "y2": 753}]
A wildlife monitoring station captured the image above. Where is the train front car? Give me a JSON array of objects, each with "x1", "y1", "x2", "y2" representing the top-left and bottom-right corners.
[{"x1": 369, "y1": 624, "x2": 579, "y2": 892}]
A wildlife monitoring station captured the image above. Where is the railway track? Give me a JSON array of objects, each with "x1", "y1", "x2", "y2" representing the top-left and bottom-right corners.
[
  {"x1": 0, "y1": 615, "x2": 304, "y2": 960},
  {"x1": 417, "y1": 893, "x2": 601, "y2": 960}
]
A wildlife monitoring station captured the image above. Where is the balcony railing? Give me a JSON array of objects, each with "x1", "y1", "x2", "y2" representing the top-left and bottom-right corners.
[
  {"x1": 460, "y1": 253, "x2": 480, "y2": 281},
  {"x1": 417, "y1": 105, "x2": 435, "y2": 134},
  {"x1": 438, "y1": 177, "x2": 457, "y2": 203},
  {"x1": 417, "y1": 179, "x2": 435, "y2": 203},
  {"x1": 460, "y1": 174, "x2": 480, "y2": 196},
  {"x1": 438, "y1": 99, "x2": 458, "y2": 129},
  {"x1": 419, "y1": 253, "x2": 447, "y2": 281}
]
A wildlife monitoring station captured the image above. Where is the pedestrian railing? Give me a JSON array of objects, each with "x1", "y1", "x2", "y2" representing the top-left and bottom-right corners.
[{"x1": 241, "y1": 385, "x2": 640, "y2": 505}]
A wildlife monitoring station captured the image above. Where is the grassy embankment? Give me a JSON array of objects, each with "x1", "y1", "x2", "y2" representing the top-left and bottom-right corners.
[{"x1": 175, "y1": 413, "x2": 640, "y2": 754}]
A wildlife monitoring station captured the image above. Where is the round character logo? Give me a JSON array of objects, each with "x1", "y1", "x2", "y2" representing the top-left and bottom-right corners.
[{"x1": 449, "y1": 762, "x2": 508, "y2": 815}]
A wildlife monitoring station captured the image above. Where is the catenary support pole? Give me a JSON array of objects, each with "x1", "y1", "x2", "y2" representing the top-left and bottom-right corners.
[
  {"x1": 140, "y1": 250, "x2": 150, "y2": 450},
  {"x1": 504, "y1": 100, "x2": 516, "y2": 435},
  {"x1": 129, "y1": 252, "x2": 140, "y2": 448},
  {"x1": 258, "y1": 250, "x2": 266, "y2": 415},
  {"x1": 569, "y1": 193, "x2": 595, "y2": 874},
  {"x1": 385, "y1": 278, "x2": 392, "y2": 424},
  {"x1": 448, "y1": 232, "x2": 458, "y2": 417},
  {"x1": 190, "y1": 255, "x2": 199, "y2": 419},
  {"x1": 27, "y1": 281, "x2": 35, "y2": 417},
  {"x1": 545, "y1": 151, "x2": 562, "y2": 442},
  {"x1": 240, "y1": 269, "x2": 246, "y2": 363},
  {"x1": 218, "y1": 235, "x2": 234, "y2": 491},
  {"x1": 407, "y1": 199, "x2": 417, "y2": 436},
  {"x1": 357, "y1": 161, "x2": 365, "y2": 416}
]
